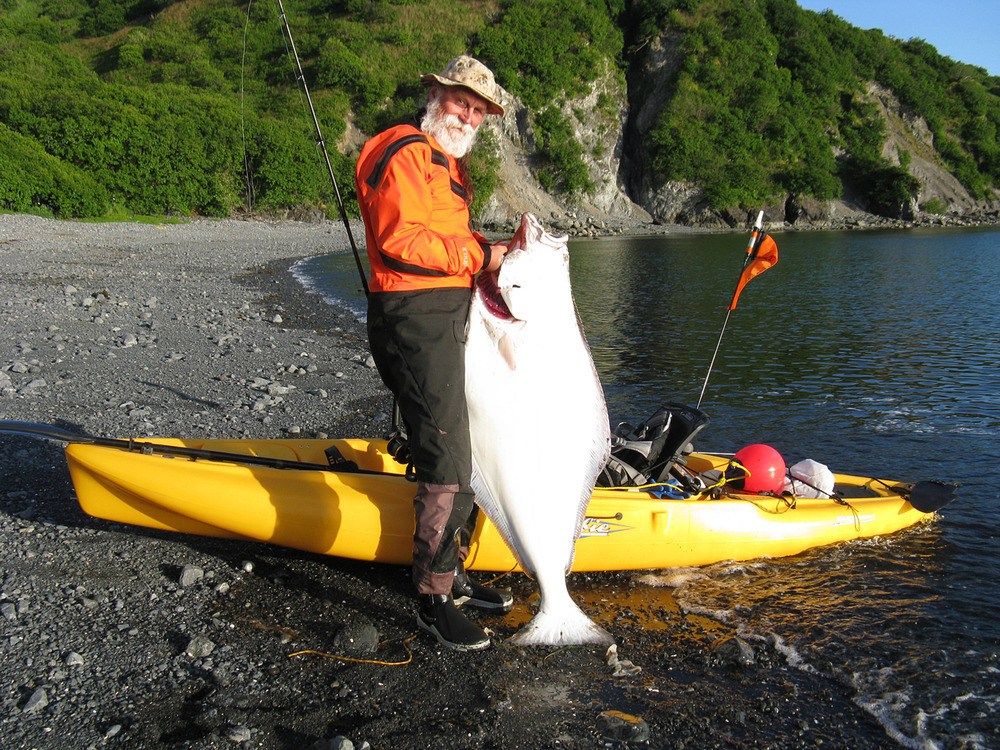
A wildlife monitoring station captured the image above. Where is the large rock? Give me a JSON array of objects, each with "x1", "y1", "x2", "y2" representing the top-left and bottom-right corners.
[
  {"x1": 477, "y1": 63, "x2": 649, "y2": 228},
  {"x1": 865, "y1": 81, "x2": 994, "y2": 216}
]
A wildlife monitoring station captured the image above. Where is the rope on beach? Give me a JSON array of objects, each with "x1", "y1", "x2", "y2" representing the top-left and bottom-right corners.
[{"x1": 288, "y1": 633, "x2": 419, "y2": 667}]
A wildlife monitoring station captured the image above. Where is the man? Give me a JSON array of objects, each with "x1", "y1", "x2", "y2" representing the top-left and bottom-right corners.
[{"x1": 355, "y1": 56, "x2": 513, "y2": 651}]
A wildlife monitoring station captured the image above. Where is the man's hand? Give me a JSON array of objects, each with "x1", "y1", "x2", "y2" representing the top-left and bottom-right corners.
[{"x1": 484, "y1": 242, "x2": 509, "y2": 272}]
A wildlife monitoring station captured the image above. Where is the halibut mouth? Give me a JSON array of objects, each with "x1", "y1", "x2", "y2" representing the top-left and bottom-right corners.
[{"x1": 476, "y1": 270, "x2": 516, "y2": 321}]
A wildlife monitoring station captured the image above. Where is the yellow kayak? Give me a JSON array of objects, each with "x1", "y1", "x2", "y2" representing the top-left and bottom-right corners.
[{"x1": 42, "y1": 431, "x2": 952, "y2": 572}]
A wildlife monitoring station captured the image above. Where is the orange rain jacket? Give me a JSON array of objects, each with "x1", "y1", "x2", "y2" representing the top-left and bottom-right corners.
[{"x1": 355, "y1": 124, "x2": 494, "y2": 293}]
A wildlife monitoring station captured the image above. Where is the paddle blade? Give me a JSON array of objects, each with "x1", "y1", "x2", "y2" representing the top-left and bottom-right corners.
[
  {"x1": 728, "y1": 233, "x2": 778, "y2": 310},
  {"x1": 907, "y1": 480, "x2": 959, "y2": 513},
  {"x1": 0, "y1": 420, "x2": 94, "y2": 444}
]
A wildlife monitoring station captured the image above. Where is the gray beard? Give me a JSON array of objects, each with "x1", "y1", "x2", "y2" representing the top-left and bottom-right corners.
[{"x1": 420, "y1": 99, "x2": 478, "y2": 158}]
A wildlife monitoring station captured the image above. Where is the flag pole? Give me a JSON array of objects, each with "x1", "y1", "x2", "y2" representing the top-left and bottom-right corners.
[{"x1": 696, "y1": 210, "x2": 765, "y2": 409}]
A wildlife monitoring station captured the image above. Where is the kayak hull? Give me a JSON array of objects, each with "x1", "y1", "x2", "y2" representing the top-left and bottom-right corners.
[{"x1": 65, "y1": 437, "x2": 933, "y2": 572}]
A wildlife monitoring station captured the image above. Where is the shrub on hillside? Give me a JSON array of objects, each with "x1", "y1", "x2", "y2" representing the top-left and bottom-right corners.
[{"x1": 0, "y1": 124, "x2": 110, "y2": 217}]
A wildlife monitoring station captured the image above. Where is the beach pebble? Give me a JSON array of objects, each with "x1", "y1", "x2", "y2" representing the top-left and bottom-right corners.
[
  {"x1": 595, "y1": 710, "x2": 649, "y2": 744},
  {"x1": 713, "y1": 635, "x2": 756, "y2": 667},
  {"x1": 332, "y1": 623, "x2": 378, "y2": 655},
  {"x1": 312, "y1": 737, "x2": 355, "y2": 750},
  {"x1": 226, "y1": 724, "x2": 253, "y2": 742},
  {"x1": 178, "y1": 565, "x2": 204, "y2": 587},
  {"x1": 184, "y1": 635, "x2": 215, "y2": 658},
  {"x1": 21, "y1": 687, "x2": 48, "y2": 714}
]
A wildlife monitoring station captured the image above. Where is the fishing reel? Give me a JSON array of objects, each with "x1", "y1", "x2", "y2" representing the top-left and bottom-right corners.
[
  {"x1": 386, "y1": 431, "x2": 410, "y2": 465},
  {"x1": 385, "y1": 429, "x2": 417, "y2": 482}
]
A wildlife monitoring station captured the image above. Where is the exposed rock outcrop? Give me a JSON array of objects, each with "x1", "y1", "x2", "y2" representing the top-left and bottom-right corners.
[
  {"x1": 476, "y1": 88, "x2": 565, "y2": 227},
  {"x1": 477, "y1": 62, "x2": 650, "y2": 229},
  {"x1": 480, "y1": 32, "x2": 998, "y2": 231},
  {"x1": 865, "y1": 81, "x2": 988, "y2": 216}
]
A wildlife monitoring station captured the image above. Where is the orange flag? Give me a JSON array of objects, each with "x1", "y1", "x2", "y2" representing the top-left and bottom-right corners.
[{"x1": 728, "y1": 233, "x2": 778, "y2": 310}]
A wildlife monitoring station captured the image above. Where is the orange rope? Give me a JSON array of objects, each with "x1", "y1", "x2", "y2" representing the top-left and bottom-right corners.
[{"x1": 288, "y1": 634, "x2": 419, "y2": 666}]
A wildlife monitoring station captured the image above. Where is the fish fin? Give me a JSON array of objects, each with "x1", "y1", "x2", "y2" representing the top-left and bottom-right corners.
[
  {"x1": 508, "y1": 600, "x2": 614, "y2": 647},
  {"x1": 470, "y1": 464, "x2": 534, "y2": 575},
  {"x1": 498, "y1": 334, "x2": 517, "y2": 370}
]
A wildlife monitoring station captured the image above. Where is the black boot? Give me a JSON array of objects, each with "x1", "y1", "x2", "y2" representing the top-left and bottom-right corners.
[
  {"x1": 452, "y1": 563, "x2": 514, "y2": 613},
  {"x1": 417, "y1": 594, "x2": 491, "y2": 651}
]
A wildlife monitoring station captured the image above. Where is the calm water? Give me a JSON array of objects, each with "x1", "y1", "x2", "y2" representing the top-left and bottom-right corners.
[{"x1": 296, "y1": 226, "x2": 1000, "y2": 749}]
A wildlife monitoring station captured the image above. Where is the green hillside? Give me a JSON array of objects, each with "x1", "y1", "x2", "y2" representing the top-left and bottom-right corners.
[
  {"x1": 1, "y1": 0, "x2": 997, "y2": 221},
  {"x1": 633, "y1": 0, "x2": 1000, "y2": 215}
]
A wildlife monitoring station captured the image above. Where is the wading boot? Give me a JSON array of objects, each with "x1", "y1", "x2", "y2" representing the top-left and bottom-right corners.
[
  {"x1": 417, "y1": 594, "x2": 491, "y2": 651},
  {"x1": 452, "y1": 562, "x2": 514, "y2": 613}
]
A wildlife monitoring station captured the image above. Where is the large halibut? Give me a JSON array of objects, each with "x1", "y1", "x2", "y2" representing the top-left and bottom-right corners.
[{"x1": 465, "y1": 212, "x2": 613, "y2": 646}]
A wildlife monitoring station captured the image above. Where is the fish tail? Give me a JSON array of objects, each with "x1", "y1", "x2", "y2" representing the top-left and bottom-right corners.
[{"x1": 507, "y1": 600, "x2": 614, "y2": 647}]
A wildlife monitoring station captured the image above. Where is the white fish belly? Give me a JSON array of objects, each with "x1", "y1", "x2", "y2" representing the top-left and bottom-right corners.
[
  {"x1": 465, "y1": 211, "x2": 613, "y2": 646},
  {"x1": 467, "y1": 333, "x2": 605, "y2": 572},
  {"x1": 466, "y1": 313, "x2": 613, "y2": 646}
]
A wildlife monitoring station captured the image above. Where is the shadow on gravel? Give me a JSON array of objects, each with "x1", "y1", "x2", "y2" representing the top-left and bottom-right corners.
[
  {"x1": 138, "y1": 379, "x2": 222, "y2": 408},
  {"x1": 1, "y1": 431, "x2": 87, "y2": 523}
]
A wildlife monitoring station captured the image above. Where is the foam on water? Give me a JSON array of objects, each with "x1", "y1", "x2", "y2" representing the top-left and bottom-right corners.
[
  {"x1": 663, "y1": 536, "x2": 1000, "y2": 750},
  {"x1": 290, "y1": 255, "x2": 367, "y2": 321}
]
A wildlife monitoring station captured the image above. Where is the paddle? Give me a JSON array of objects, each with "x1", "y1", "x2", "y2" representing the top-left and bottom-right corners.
[
  {"x1": 786, "y1": 465, "x2": 958, "y2": 514},
  {"x1": 0, "y1": 420, "x2": 386, "y2": 475},
  {"x1": 904, "y1": 479, "x2": 960, "y2": 513}
]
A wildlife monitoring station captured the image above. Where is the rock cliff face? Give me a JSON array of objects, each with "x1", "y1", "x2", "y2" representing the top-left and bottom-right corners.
[
  {"x1": 477, "y1": 32, "x2": 999, "y2": 230},
  {"x1": 623, "y1": 31, "x2": 719, "y2": 227},
  {"x1": 477, "y1": 62, "x2": 650, "y2": 229},
  {"x1": 865, "y1": 81, "x2": 983, "y2": 215}
]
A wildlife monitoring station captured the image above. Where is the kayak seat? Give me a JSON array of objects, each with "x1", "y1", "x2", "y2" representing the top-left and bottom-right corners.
[
  {"x1": 597, "y1": 402, "x2": 710, "y2": 488},
  {"x1": 647, "y1": 402, "x2": 711, "y2": 482}
]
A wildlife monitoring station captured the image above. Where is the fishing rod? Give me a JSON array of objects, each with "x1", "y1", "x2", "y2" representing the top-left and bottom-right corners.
[
  {"x1": 696, "y1": 210, "x2": 766, "y2": 409},
  {"x1": 274, "y1": 2, "x2": 411, "y2": 442},
  {"x1": 0, "y1": 421, "x2": 387, "y2": 475},
  {"x1": 274, "y1": 0, "x2": 369, "y2": 298}
]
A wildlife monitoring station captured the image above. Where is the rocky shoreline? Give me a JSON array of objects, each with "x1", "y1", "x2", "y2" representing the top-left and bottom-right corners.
[
  {"x1": 498, "y1": 206, "x2": 1000, "y2": 239},
  {"x1": 1, "y1": 213, "x2": 903, "y2": 749}
]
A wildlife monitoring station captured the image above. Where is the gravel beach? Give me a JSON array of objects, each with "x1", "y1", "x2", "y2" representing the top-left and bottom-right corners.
[{"x1": 0, "y1": 214, "x2": 897, "y2": 750}]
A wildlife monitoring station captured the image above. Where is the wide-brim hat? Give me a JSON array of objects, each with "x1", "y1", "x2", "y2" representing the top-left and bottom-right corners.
[{"x1": 420, "y1": 55, "x2": 504, "y2": 116}]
